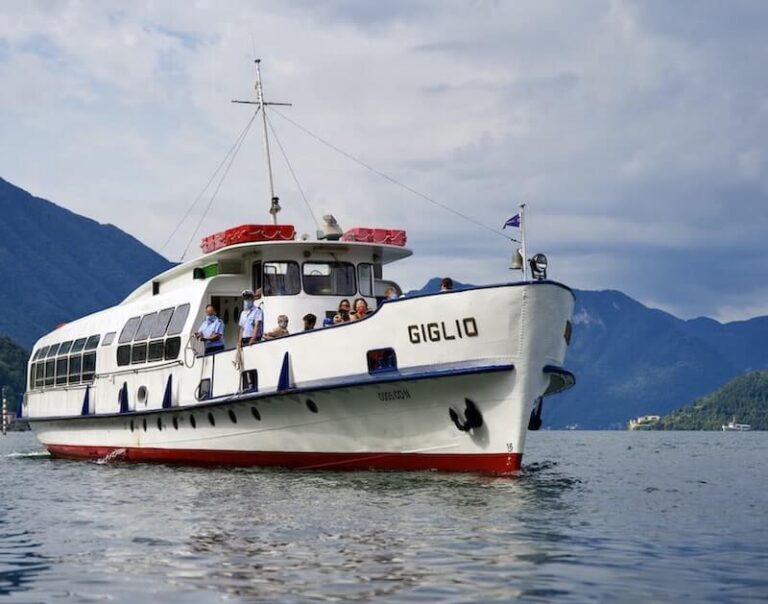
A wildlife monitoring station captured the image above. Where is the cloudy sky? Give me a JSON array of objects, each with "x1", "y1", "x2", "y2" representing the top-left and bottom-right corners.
[{"x1": 1, "y1": 1, "x2": 766, "y2": 321}]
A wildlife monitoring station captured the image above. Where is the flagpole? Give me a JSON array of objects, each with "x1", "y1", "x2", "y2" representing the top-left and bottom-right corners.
[{"x1": 520, "y1": 203, "x2": 528, "y2": 280}]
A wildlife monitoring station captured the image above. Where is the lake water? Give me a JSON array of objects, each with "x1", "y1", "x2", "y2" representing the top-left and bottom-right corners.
[{"x1": 1, "y1": 431, "x2": 766, "y2": 603}]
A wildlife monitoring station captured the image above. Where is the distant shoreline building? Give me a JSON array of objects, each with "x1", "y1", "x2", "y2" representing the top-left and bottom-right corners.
[{"x1": 628, "y1": 415, "x2": 661, "y2": 430}]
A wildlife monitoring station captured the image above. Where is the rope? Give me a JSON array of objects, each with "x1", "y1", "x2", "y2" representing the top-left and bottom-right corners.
[
  {"x1": 161, "y1": 110, "x2": 261, "y2": 255},
  {"x1": 179, "y1": 110, "x2": 259, "y2": 261},
  {"x1": 264, "y1": 110, "x2": 320, "y2": 229},
  {"x1": 269, "y1": 108, "x2": 516, "y2": 242}
]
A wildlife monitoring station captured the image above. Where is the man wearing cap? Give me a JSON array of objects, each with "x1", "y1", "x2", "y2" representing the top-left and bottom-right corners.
[
  {"x1": 239, "y1": 289, "x2": 263, "y2": 346},
  {"x1": 194, "y1": 304, "x2": 225, "y2": 355}
]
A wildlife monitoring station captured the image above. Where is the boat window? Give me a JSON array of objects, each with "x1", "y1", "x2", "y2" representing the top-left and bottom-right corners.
[
  {"x1": 33, "y1": 348, "x2": 45, "y2": 361},
  {"x1": 131, "y1": 343, "x2": 148, "y2": 364},
  {"x1": 147, "y1": 340, "x2": 165, "y2": 362},
  {"x1": 133, "y1": 313, "x2": 157, "y2": 341},
  {"x1": 71, "y1": 338, "x2": 87, "y2": 353},
  {"x1": 102, "y1": 331, "x2": 117, "y2": 346},
  {"x1": 263, "y1": 261, "x2": 301, "y2": 296},
  {"x1": 167, "y1": 304, "x2": 190, "y2": 336},
  {"x1": 164, "y1": 337, "x2": 181, "y2": 360},
  {"x1": 68, "y1": 355, "x2": 82, "y2": 384},
  {"x1": 116, "y1": 345, "x2": 131, "y2": 367},
  {"x1": 302, "y1": 262, "x2": 356, "y2": 296},
  {"x1": 44, "y1": 359, "x2": 55, "y2": 387},
  {"x1": 119, "y1": 316, "x2": 141, "y2": 344},
  {"x1": 150, "y1": 308, "x2": 174, "y2": 338},
  {"x1": 82, "y1": 352, "x2": 96, "y2": 383},
  {"x1": 58, "y1": 341, "x2": 73, "y2": 355},
  {"x1": 358, "y1": 263, "x2": 374, "y2": 297},
  {"x1": 367, "y1": 348, "x2": 398, "y2": 374},
  {"x1": 29, "y1": 365, "x2": 37, "y2": 390},
  {"x1": 46, "y1": 344, "x2": 61, "y2": 358},
  {"x1": 85, "y1": 335, "x2": 100, "y2": 350},
  {"x1": 55, "y1": 358, "x2": 69, "y2": 386},
  {"x1": 251, "y1": 260, "x2": 262, "y2": 293}
]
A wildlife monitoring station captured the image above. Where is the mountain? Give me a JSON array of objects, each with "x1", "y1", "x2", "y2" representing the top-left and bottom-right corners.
[
  {"x1": 0, "y1": 335, "x2": 27, "y2": 411},
  {"x1": 653, "y1": 371, "x2": 768, "y2": 430},
  {"x1": 0, "y1": 177, "x2": 173, "y2": 348},
  {"x1": 548, "y1": 290, "x2": 768, "y2": 428}
]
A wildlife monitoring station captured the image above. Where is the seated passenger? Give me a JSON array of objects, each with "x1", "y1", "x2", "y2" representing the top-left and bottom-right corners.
[
  {"x1": 303, "y1": 314, "x2": 317, "y2": 330},
  {"x1": 384, "y1": 286, "x2": 398, "y2": 300},
  {"x1": 350, "y1": 298, "x2": 370, "y2": 321},
  {"x1": 239, "y1": 289, "x2": 263, "y2": 346},
  {"x1": 195, "y1": 304, "x2": 225, "y2": 355},
  {"x1": 264, "y1": 315, "x2": 290, "y2": 339},
  {"x1": 338, "y1": 299, "x2": 351, "y2": 316}
]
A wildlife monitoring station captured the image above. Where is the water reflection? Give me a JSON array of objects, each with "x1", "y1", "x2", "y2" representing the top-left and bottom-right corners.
[{"x1": 0, "y1": 518, "x2": 51, "y2": 596}]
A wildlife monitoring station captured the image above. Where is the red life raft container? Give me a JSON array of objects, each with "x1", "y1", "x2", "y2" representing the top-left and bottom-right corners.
[
  {"x1": 341, "y1": 227, "x2": 407, "y2": 246},
  {"x1": 201, "y1": 224, "x2": 296, "y2": 253}
]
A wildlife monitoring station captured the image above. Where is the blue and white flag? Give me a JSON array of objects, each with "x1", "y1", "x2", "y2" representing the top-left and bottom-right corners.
[{"x1": 503, "y1": 214, "x2": 520, "y2": 229}]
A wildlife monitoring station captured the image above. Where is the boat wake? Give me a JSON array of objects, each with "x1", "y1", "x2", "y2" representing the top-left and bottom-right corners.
[
  {"x1": 4, "y1": 450, "x2": 51, "y2": 459},
  {"x1": 94, "y1": 448, "x2": 127, "y2": 464}
]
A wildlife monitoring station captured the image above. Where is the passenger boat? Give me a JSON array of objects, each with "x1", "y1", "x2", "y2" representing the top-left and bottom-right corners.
[
  {"x1": 721, "y1": 418, "x2": 751, "y2": 432},
  {"x1": 22, "y1": 63, "x2": 575, "y2": 474}
]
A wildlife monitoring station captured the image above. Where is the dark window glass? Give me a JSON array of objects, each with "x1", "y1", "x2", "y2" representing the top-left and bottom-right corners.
[
  {"x1": 134, "y1": 313, "x2": 157, "y2": 341},
  {"x1": 46, "y1": 344, "x2": 61, "y2": 358},
  {"x1": 358, "y1": 263, "x2": 374, "y2": 297},
  {"x1": 35, "y1": 363, "x2": 44, "y2": 389},
  {"x1": 85, "y1": 335, "x2": 100, "y2": 350},
  {"x1": 29, "y1": 364, "x2": 36, "y2": 390},
  {"x1": 131, "y1": 343, "x2": 148, "y2": 364},
  {"x1": 68, "y1": 355, "x2": 82, "y2": 384},
  {"x1": 147, "y1": 340, "x2": 164, "y2": 362},
  {"x1": 102, "y1": 331, "x2": 117, "y2": 346},
  {"x1": 302, "y1": 262, "x2": 356, "y2": 296},
  {"x1": 117, "y1": 345, "x2": 131, "y2": 367},
  {"x1": 367, "y1": 348, "x2": 398, "y2": 374},
  {"x1": 44, "y1": 359, "x2": 55, "y2": 386},
  {"x1": 164, "y1": 337, "x2": 181, "y2": 360},
  {"x1": 150, "y1": 308, "x2": 174, "y2": 338},
  {"x1": 167, "y1": 304, "x2": 190, "y2": 336},
  {"x1": 241, "y1": 369, "x2": 258, "y2": 392},
  {"x1": 263, "y1": 261, "x2": 301, "y2": 296},
  {"x1": 82, "y1": 352, "x2": 96, "y2": 383},
  {"x1": 33, "y1": 348, "x2": 45, "y2": 361},
  {"x1": 58, "y1": 341, "x2": 73, "y2": 355},
  {"x1": 251, "y1": 260, "x2": 263, "y2": 294},
  {"x1": 119, "y1": 317, "x2": 141, "y2": 344},
  {"x1": 71, "y1": 338, "x2": 87, "y2": 353},
  {"x1": 55, "y1": 358, "x2": 69, "y2": 386}
]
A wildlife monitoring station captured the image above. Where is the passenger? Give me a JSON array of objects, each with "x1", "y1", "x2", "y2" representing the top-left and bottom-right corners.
[
  {"x1": 384, "y1": 286, "x2": 398, "y2": 300},
  {"x1": 440, "y1": 277, "x2": 454, "y2": 292},
  {"x1": 332, "y1": 313, "x2": 343, "y2": 325},
  {"x1": 264, "y1": 314, "x2": 290, "y2": 339},
  {"x1": 194, "y1": 304, "x2": 225, "y2": 355},
  {"x1": 350, "y1": 298, "x2": 370, "y2": 321},
  {"x1": 338, "y1": 299, "x2": 351, "y2": 316},
  {"x1": 303, "y1": 313, "x2": 317, "y2": 331},
  {"x1": 238, "y1": 289, "x2": 263, "y2": 346}
]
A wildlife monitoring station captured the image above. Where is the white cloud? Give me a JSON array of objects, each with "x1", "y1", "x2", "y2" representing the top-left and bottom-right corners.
[{"x1": 0, "y1": 0, "x2": 766, "y2": 319}]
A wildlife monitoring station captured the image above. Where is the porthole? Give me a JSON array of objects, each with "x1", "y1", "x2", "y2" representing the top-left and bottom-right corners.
[
  {"x1": 208, "y1": 412, "x2": 215, "y2": 426},
  {"x1": 137, "y1": 385, "x2": 148, "y2": 406},
  {"x1": 157, "y1": 418, "x2": 163, "y2": 431},
  {"x1": 190, "y1": 415, "x2": 197, "y2": 429},
  {"x1": 142, "y1": 418, "x2": 147, "y2": 432},
  {"x1": 228, "y1": 409, "x2": 237, "y2": 424},
  {"x1": 251, "y1": 407, "x2": 261, "y2": 421},
  {"x1": 306, "y1": 399, "x2": 318, "y2": 413},
  {"x1": 172, "y1": 417, "x2": 179, "y2": 430},
  {"x1": 129, "y1": 420, "x2": 134, "y2": 432}
]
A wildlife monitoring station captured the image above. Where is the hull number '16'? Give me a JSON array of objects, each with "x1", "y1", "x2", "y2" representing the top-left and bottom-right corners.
[{"x1": 408, "y1": 318, "x2": 479, "y2": 345}]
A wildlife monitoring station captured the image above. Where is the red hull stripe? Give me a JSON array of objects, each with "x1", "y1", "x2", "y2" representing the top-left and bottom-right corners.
[{"x1": 46, "y1": 445, "x2": 522, "y2": 474}]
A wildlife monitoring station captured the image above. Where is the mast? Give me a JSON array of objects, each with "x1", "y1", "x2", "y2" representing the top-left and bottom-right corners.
[
  {"x1": 520, "y1": 203, "x2": 528, "y2": 281},
  {"x1": 232, "y1": 60, "x2": 292, "y2": 225}
]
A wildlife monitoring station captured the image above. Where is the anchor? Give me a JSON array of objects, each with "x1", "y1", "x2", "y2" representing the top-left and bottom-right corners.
[{"x1": 449, "y1": 398, "x2": 484, "y2": 432}]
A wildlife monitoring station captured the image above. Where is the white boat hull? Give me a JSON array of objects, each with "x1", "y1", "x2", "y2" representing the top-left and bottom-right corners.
[{"x1": 28, "y1": 281, "x2": 575, "y2": 474}]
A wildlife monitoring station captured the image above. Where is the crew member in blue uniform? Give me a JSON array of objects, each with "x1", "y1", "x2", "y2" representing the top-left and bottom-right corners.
[
  {"x1": 239, "y1": 289, "x2": 263, "y2": 346},
  {"x1": 194, "y1": 304, "x2": 225, "y2": 355}
]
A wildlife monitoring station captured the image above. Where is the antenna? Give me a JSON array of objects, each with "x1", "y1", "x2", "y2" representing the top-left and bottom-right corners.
[{"x1": 232, "y1": 59, "x2": 292, "y2": 224}]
